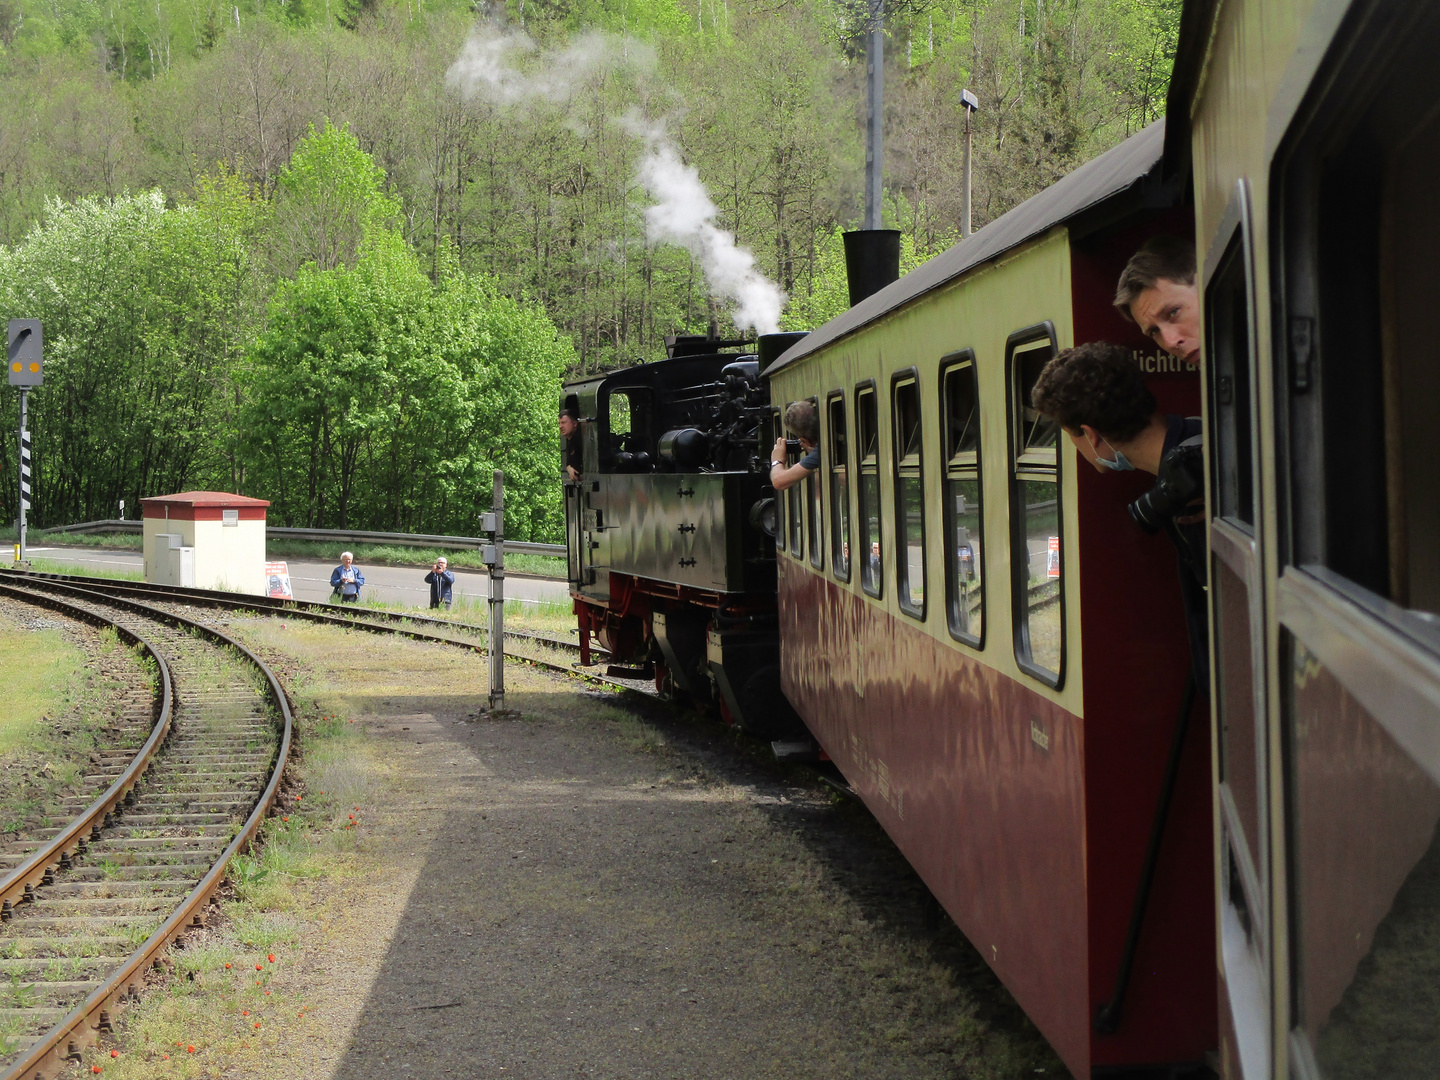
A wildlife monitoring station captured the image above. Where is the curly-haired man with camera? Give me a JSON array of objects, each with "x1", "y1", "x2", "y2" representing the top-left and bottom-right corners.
[{"x1": 1032, "y1": 341, "x2": 1208, "y2": 685}]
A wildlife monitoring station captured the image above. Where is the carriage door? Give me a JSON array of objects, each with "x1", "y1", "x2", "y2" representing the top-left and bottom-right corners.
[
  {"x1": 1274, "y1": 7, "x2": 1440, "y2": 1077},
  {"x1": 1204, "y1": 181, "x2": 1271, "y2": 1078}
]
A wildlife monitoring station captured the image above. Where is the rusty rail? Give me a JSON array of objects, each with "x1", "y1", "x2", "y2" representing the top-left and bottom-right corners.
[{"x1": 0, "y1": 583, "x2": 294, "y2": 1080}]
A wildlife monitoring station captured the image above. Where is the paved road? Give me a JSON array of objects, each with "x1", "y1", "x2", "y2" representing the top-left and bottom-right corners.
[{"x1": 25, "y1": 546, "x2": 572, "y2": 611}]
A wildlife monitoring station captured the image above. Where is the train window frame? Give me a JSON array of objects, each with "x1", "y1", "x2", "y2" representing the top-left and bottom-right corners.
[
  {"x1": 1270, "y1": 7, "x2": 1440, "y2": 1071},
  {"x1": 941, "y1": 350, "x2": 984, "y2": 650},
  {"x1": 806, "y1": 396, "x2": 824, "y2": 572},
  {"x1": 769, "y1": 407, "x2": 786, "y2": 552},
  {"x1": 856, "y1": 380, "x2": 883, "y2": 600},
  {"x1": 891, "y1": 369, "x2": 926, "y2": 621},
  {"x1": 784, "y1": 401, "x2": 804, "y2": 560},
  {"x1": 1004, "y1": 322, "x2": 1064, "y2": 689},
  {"x1": 827, "y1": 390, "x2": 852, "y2": 584}
]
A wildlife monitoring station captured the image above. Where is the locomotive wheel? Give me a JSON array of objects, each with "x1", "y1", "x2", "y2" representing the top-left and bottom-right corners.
[{"x1": 736, "y1": 665, "x2": 805, "y2": 741}]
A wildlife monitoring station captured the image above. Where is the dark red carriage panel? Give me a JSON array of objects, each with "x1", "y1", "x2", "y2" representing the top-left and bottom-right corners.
[
  {"x1": 1070, "y1": 218, "x2": 1218, "y2": 1067},
  {"x1": 778, "y1": 560, "x2": 1092, "y2": 1075}
]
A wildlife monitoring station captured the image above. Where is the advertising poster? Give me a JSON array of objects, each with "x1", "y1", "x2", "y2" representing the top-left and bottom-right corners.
[{"x1": 265, "y1": 561, "x2": 293, "y2": 599}]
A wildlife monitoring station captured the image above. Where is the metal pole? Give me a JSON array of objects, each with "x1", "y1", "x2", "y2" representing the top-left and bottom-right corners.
[
  {"x1": 863, "y1": 0, "x2": 884, "y2": 231},
  {"x1": 487, "y1": 469, "x2": 505, "y2": 709},
  {"x1": 960, "y1": 90, "x2": 978, "y2": 239},
  {"x1": 962, "y1": 107, "x2": 973, "y2": 238},
  {"x1": 17, "y1": 388, "x2": 28, "y2": 565}
]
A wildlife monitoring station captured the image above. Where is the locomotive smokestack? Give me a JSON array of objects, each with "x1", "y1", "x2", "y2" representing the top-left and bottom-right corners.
[
  {"x1": 842, "y1": 229, "x2": 901, "y2": 307},
  {"x1": 757, "y1": 332, "x2": 808, "y2": 369}
]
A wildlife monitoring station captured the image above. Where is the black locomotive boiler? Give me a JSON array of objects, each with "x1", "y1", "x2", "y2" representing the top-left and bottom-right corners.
[{"x1": 562, "y1": 331, "x2": 806, "y2": 738}]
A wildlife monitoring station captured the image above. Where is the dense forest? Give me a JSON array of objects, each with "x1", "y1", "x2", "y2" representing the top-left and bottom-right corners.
[{"x1": 0, "y1": 0, "x2": 1180, "y2": 539}]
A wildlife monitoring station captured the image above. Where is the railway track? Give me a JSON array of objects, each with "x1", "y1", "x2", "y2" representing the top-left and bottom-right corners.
[
  {"x1": 0, "y1": 568, "x2": 654, "y2": 700},
  {"x1": 0, "y1": 580, "x2": 292, "y2": 1078}
]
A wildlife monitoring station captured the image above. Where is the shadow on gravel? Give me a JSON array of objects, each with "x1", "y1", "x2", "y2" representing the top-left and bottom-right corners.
[{"x1": 326, "y1": 688, "x2": 1067, "y2": 1080}]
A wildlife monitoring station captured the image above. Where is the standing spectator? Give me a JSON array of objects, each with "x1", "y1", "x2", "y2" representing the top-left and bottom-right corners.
[
  {"x1": 425, "y1": 557, "x2": 456, "y2": 610},
  {"x1": 330, "y1": 552, "x2": 365, "y2": 604}
]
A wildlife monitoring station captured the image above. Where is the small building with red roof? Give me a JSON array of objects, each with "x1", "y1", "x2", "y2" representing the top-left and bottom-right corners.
[{"x1": 140, "y1": 491, "x2": 270, "y2": 594}]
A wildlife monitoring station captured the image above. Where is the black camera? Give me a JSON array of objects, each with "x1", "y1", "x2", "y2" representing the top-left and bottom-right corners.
[
  {"x1": 1128, "y1": 443, "x2": 1204, "y2": 534},
  {"x1": 784, "y1": 437, "x2": 801, "y2": 453}
]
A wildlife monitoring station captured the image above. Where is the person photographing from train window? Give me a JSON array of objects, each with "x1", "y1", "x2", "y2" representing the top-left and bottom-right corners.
[
  {"x1": 1114, "y1": 235, "x2": 1200, "y2": 367},
  {"x1": 559, "y1": 408, "x2": 582, "y2": 481},
  {"x1": 769, "y1": 400, "x2": 820, "y2": 492},
  {"x1": 1031, "y1": 342, "x2": 1208, "y2": 686}
]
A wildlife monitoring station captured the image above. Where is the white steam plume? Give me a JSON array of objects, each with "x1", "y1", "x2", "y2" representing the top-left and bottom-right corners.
[
  {"x1": 445, "y1": 24, "x2": 654, "y2": 105},
  {"x1": 447, "y1": 24, "x2": 786, "y2": 336},
  {"x1": 623, "y1": 113, "x2": 785, "y2": 335}
]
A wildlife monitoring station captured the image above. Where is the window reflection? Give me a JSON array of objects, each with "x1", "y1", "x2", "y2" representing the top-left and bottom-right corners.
[{"x1": 1020, "y1": 478, "x2": 1061, "y2": 674}]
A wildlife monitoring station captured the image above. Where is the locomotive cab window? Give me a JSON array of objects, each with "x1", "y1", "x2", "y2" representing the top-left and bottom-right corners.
[
  {"x1": 806, "y1": 396, "x2": 824, "y2": 571},
  {"x1": 828, "y1": 393, "x2": 851, "y2": 582},
  {"x1": 1275, "y1": 6, "x2": 1440, "y2": 1074},
  {"x1": 1007, "y1": 325, "x2": 1062, "y2": 686},
  {"x1": 600, "y1": 387, "x2": 652, "y2": 469},
  {"x1": 856, "y1": 383, "x2": 882, "y2": 598},
  {"x1": 892, "y1": 373, "x2": 925, "y2": 619},
  {"x1": 942, "y1": 353, "x2": 983, "y2": 646}
]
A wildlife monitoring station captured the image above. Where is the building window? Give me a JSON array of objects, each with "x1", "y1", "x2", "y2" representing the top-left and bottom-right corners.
[
  {"x1": 1007, "y1": 324, "x2": 1062, "y2": 686},
  {"x1": 828, "y1": 393, "x2": 851, "y2": 582},
  {"x1": 892, "y1": 373, "x2": 925, "y2": 618},
  {"x1": 942, "y1": 353, "x2": 983, "y2": 646},
  {"x1": 857, "y1": 383, "x2": 882, "y2": 598}
]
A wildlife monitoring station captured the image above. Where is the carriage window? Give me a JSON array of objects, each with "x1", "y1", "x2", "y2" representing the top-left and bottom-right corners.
[
  {"x1": 943, "y1": 354, "x2": 983, "y2": 646},
  {"x1": 1281, "y1": 5, "x2": 1440, "y2": 620},
  {"x1": 829, "y1": 393, "x2": 851, "y2": 582},
  {"x1": 1008, "y1": 327, "x2": 1062, "y2": 685},
  {"x1": 771, "y1": 407, "x2": 785, "y2": 552},
  {"x1": 1208, "y1": 235, "x2": 1255, "y2": 528},
  {"x1": 785, "y1": 403, "x2": 803, "y2": 558},
  {"x1": 893, "y1": 374, "x2": 925, "y2": 618},
  {"x1": 807, "y1": 397, "x2": 823, "y2": 571},
  {"x1": 857, "y1": 384, "x2": 882, "y2": 598}
]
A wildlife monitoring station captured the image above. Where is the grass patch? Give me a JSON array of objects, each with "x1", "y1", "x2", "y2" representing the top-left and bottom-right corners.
[
  {"x1": 2, "y1": 556, "x2": 144, "y2": 581},
  {"x1": 0, "y1": 620, "x2": 82, "y2": 754}
]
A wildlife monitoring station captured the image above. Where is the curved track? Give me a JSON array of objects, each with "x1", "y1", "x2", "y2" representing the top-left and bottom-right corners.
[
  {"x1": 0, "y1": 568, "x2": 654, "y2": 701},
  {"x1": 0, "y1": 580, "x2": 292, "y2": 1079}
]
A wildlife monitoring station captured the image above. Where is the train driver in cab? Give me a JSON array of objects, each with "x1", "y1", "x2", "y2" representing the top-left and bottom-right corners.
[
  {"x1": 768, "y1": 400, "x2": 821, "y2": 492},
  {"x1": 559, "y1": 407, "x2": 582, "y2": 481},
  {"x1": 1031, "y1": 342, "x2": 1208, "y2": 686},
  {"x1": 1113, "y1": 234, "x2": 1199, "y2": 367}
]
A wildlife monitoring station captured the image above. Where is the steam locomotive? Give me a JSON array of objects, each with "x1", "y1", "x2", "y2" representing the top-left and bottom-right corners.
[{"x1": 561, "y1": 331, "x2": 807, "y2": 739}]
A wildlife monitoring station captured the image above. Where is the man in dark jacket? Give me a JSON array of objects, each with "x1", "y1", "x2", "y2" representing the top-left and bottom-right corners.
[{"x1": 425, "y1": 557, "x2": 456, "y2": 610}]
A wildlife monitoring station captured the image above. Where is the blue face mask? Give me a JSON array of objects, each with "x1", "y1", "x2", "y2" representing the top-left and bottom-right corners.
[{"x1": 1094, "y1": 438, "x2": 1135, "y2": 472}]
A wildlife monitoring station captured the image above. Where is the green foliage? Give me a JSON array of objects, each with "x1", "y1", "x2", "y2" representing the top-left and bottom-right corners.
[{"x1": 0, "y1": 0, "x2": 1181, "y2": 539}]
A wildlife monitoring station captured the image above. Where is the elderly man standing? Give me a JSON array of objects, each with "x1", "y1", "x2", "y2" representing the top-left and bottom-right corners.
[{"x1": 330, "y1": 551, "x2": 365, "y2": 604}]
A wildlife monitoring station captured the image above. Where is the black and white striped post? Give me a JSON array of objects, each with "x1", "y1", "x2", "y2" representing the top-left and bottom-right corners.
[
  {"x1": 17, "y1": 394, "x2": 29, "y2": 563},
  {"x1": 7, "y1": 320, "x2": 42, "y2": 566}
]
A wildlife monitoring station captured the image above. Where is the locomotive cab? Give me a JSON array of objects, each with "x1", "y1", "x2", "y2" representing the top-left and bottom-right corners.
[{"x1": 563, "y1": 331, "x2": 808, "y2": 739}]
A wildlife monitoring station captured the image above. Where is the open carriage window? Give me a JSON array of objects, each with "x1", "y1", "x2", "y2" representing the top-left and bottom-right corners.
[
  {"x1": 828, "y1": 393, "x2": 851, "y2": 582},
  {"x1": 942, "y1": 353, "x2": 983, "y2": 647},
  {"x1": 806, "y1": 397, "x2": 824, "y2": 571},
  {"x1": 1007, "y1": 324, "x2": 1062, "y2": 686},
  {"x1": 892, "y1": 373, "x2": 925, "y2": 619},
  {"x1": 857, "y1": 383, "x2": 882, "y2": 598}
]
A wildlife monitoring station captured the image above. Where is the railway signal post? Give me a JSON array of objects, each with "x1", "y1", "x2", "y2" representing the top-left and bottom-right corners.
[
  {"x1": 481, "y1": 470, "x2": 505, "y2": 709},
  {"x1": 7, "y1": 319, "x2": 41, "y2": 566}
]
